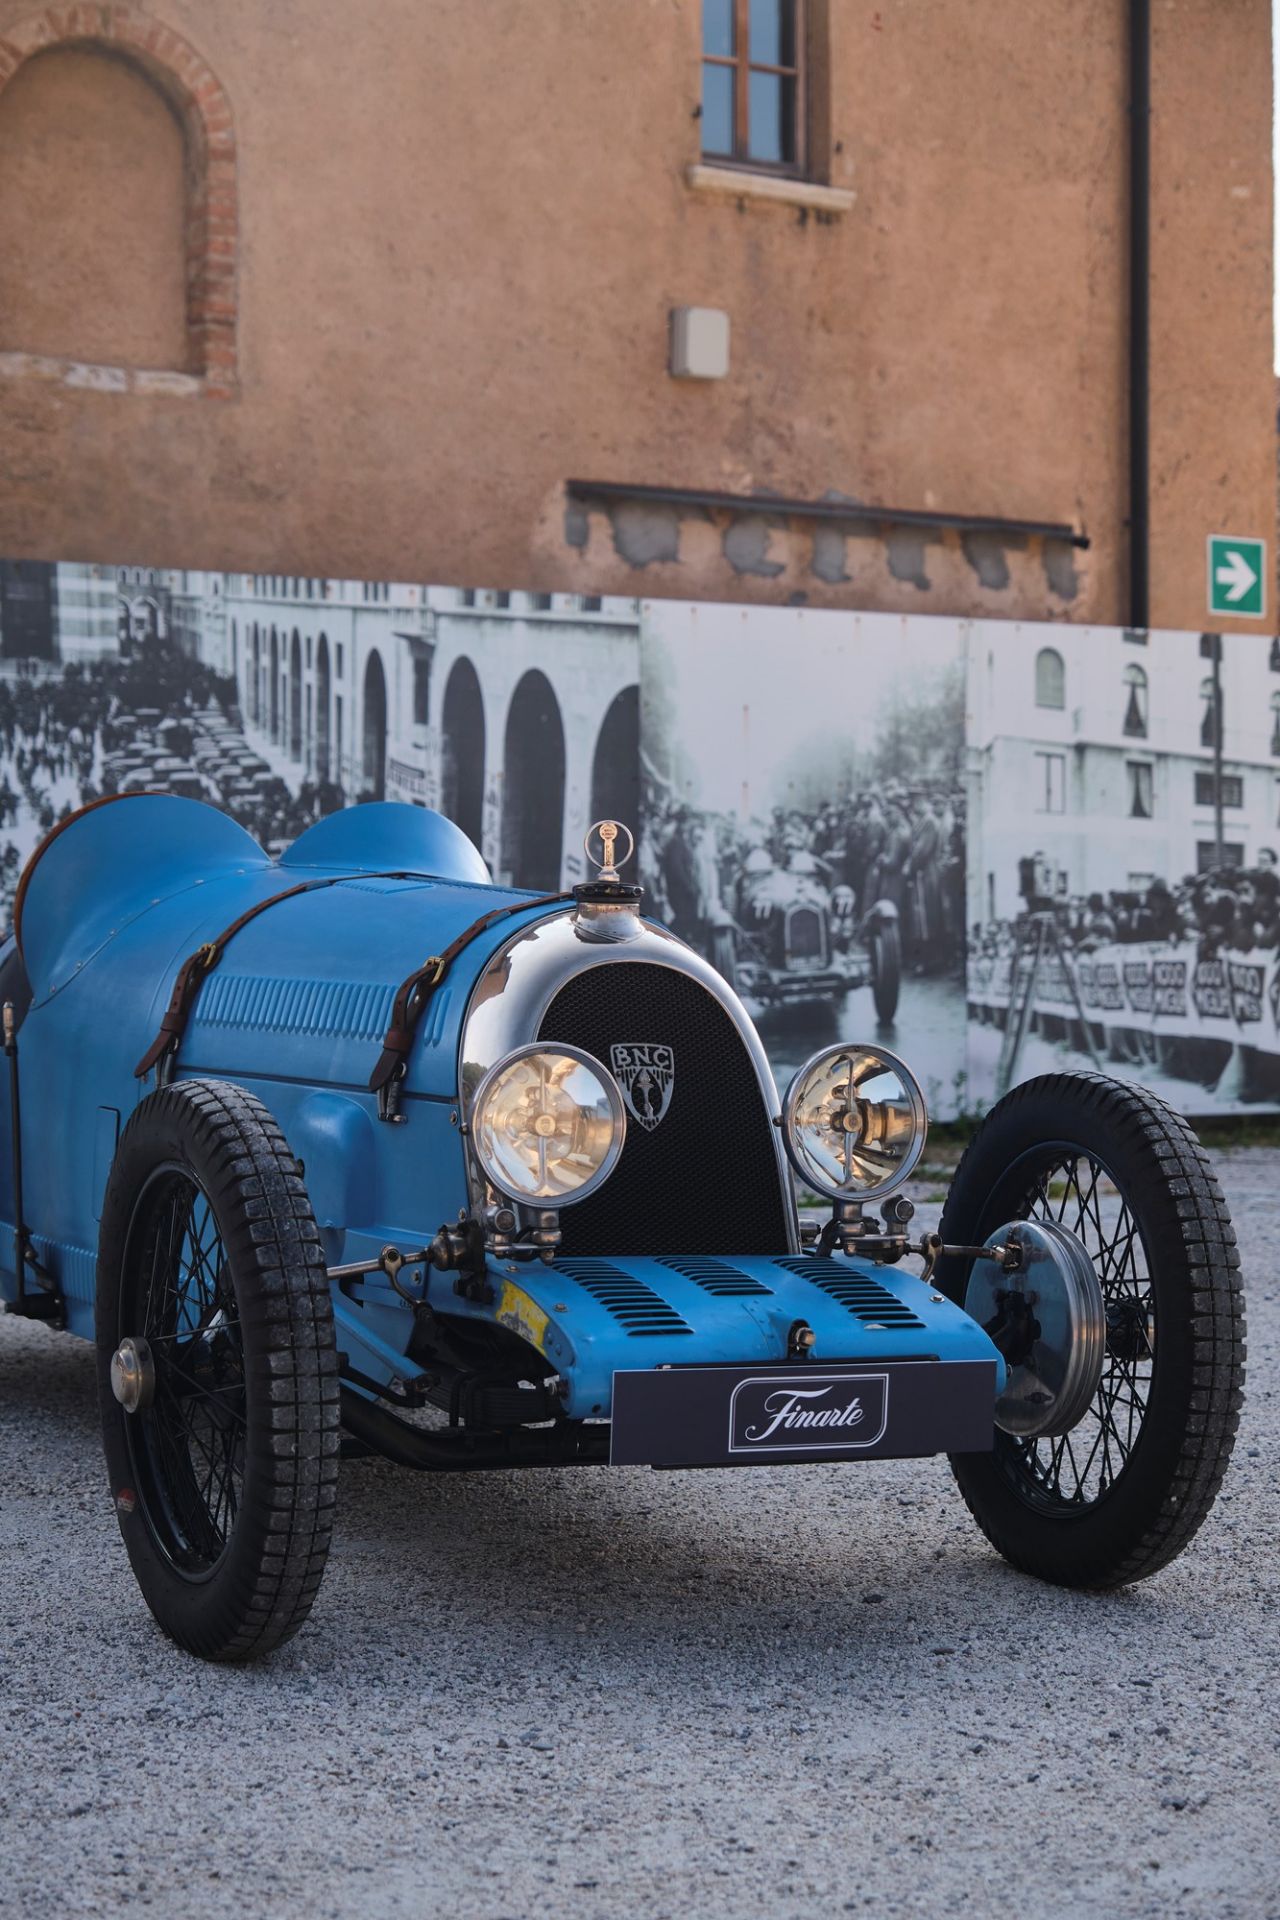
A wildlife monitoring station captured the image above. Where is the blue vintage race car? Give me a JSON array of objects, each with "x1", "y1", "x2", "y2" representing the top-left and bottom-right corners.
[{"x1": 0, "y1": 796, "x2": 1245, "y2": 1659}]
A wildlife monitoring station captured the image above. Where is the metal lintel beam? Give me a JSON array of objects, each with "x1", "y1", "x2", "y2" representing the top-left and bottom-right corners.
[{"x1": 565, "y1": 479, "x2": 1090, "y2": 550}]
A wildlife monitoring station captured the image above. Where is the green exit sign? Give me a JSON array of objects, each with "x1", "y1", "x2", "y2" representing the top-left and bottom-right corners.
[{"x1": 1207, "y1": 535, "x2": 1266, "y2": 619}]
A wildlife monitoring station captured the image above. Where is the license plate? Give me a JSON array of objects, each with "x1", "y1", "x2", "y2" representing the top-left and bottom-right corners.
[{"x1": 609, "y1": 1359, "x2": 996, "y2": 1468}]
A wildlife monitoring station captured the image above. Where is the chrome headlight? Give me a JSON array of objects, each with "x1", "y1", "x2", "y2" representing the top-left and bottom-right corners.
[
  {"x1": 470, "y1": 1044, "x2": 626, "y2": 1206},
  {"x1": 781, "y1": 1044, "x2": 928, "y2": 1202}
]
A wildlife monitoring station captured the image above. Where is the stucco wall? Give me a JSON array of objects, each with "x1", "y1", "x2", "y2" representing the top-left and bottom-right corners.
[
  {"x1": 0, "y1": 0, "x2": 1272, "y2": 632},
  {"x1": 1149, "y1": 0, "x2": 1276, "y2": 634}
]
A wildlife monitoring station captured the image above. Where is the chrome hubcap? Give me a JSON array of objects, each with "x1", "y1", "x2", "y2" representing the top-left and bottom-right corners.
[
  {"x1": 965, "y1": 1219, "x2": 1107, "y2": 1439},
  {"x1": 110, "y1": 1336, "x2": 156, "y2": 1414}
]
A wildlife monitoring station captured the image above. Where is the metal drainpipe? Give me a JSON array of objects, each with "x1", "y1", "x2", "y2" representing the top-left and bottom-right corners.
[
  {"x1": 1210, "y1": 635, "x2": 1226, "y2": 869},
  {"x1": 1129, "y1": 0, "x2": 1151, "y2": 630}
]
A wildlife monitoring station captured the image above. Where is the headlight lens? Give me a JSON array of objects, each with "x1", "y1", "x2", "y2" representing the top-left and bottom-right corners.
[
  {"x1": 470, "y1": 1044, "x2": 626, "y2": 1206},
  {"x1": 781, "y1": 1044, "x2": 928, "y2": 1202}
]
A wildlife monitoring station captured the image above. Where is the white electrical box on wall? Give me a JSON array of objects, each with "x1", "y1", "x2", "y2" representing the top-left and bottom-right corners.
[{"x1": 669, "y1": 306, "x2": 730, "y2": 380}]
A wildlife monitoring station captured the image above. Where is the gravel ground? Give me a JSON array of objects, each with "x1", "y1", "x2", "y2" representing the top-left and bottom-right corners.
[{"x1": 1, "y1": 1149, "x2": 1276, "y2": 1920}]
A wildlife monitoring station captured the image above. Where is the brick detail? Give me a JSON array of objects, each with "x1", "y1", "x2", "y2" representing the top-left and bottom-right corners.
[{"x1": 0, "y1": 3, "x2": 238, "y2": 396}]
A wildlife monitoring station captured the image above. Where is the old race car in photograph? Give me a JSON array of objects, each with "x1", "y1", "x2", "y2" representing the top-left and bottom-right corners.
[
  {"x1": 707, "y1": 842, "x2": 903, "y2": 1025},
  {"x1": 0, "y1": 796, "x2": 1246, "y2": 1660}
]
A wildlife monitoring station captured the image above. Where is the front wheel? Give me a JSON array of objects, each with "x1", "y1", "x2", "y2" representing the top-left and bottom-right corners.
[
  {"x1": 96, "y1": 1079, "x2": 339, "y2": 1660},
  {"x1": 869, "y1": 917, "x2": 901, "y2": 1024},
  {"x1": 710, "y1": 924, "x2": 739, "y2": 993},
  {"x1": 936, "y1": 1072, "x2": 1245, "y2": 1589}
]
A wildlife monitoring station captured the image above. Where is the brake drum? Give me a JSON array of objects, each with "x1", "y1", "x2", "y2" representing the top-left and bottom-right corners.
[{"x1": 964, "y1": 1218, "x2": 1106, "y2": 1439}]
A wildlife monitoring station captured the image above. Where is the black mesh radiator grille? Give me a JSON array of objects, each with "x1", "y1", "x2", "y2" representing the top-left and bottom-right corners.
[
  {"x1": 787, "y1": 907, "x2": 823, "y2": 961},
  {"x1": 538, "y1": 961, "x2": 792, "y2": 1258}
]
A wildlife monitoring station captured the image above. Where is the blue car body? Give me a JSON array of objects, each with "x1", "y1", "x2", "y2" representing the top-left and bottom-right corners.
[{"x1": 1, "y1": 794, "x2": 1002, "y2": 1443}]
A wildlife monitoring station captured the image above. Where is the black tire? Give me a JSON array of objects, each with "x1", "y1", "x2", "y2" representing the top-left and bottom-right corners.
[
  {"x1": 870, "y1": 918, "x2": 901, "y2": 1024},
  {"x1": 96, "y1": 1079, "x2": 339, "y2": 1660},
  {"x1": 936, "y1": 1072, "x2": 1244, "y2": 1589},
  {"x1": 710, "y1": 924, "x2": 739, "y2": 993}
]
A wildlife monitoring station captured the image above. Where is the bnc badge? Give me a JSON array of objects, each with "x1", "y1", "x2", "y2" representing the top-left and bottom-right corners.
[{"x1": 610, "y1": 1042, "x2": 674, "y2": 1133}]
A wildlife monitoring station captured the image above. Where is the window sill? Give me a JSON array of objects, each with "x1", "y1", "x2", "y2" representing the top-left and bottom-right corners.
[
  {"x1": 0, "y1": 349, "x2": 234, "y2": 398},
  {"x1": 685, "y1": 163, "x2": 855, "y2": 215}
]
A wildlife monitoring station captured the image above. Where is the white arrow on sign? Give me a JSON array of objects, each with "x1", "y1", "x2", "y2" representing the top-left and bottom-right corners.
[{"x1": 1215, "y1": 549, "x2": 1258, "y2": 603}]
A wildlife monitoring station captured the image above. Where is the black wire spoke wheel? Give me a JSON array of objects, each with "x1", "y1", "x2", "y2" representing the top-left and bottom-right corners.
[
  {"x1": 1001, "y1": 1149, "x2": 1154, "y2": 1511},
  {"x1": 936, "y1": 1072, "x2": 1245, "y2": 1590},
  {"x1": 125, "y1": 1168, "x2": 247, "y2": 1572},
  {"x1": 97, "y1": 1079, "x2": 339, "y2": 1660}
]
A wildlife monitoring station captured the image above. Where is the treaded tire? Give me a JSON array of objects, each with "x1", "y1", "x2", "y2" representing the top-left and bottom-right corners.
[
  {"x1": 936, "y1": 1071, "x2": 1245, "y2": 1589},
  {"x1": 96, "y1": 1079, "x2": 339, "y2": 1660},
  {"x1": 710, "y1": 925, "x2": 739, "y2": 994},
  {"x1": 870, "y1": 918, "x2": 902, "y2": 1024}
]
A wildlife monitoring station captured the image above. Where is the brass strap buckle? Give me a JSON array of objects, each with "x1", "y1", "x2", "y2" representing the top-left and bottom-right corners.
[{"x1": 406, "y1": 955, "x2": 446, "y2": 1014}]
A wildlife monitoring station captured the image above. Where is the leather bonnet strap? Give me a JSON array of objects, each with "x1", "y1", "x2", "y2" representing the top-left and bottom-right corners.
[
  {"x1": 133, "y1": 871, "x2": 416, "y2": 1080},
  {"x1": 367, "y1": 893, "x2": 573, "y2": 1096}
]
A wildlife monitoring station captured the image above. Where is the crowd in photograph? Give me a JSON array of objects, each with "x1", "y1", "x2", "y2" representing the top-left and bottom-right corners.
[
  {"x1": 642, "y1": 780, "x2": 966, "y2": 974},
  {"x1": 0, "y1": 642, "x2": 347, "y2": 930},
  {"x1": 967, "y1": 850, "x2": 1280, "y2": 1102},
  {"x1": 971, "y1": 848, "x2": 1280, "y2": 962}
]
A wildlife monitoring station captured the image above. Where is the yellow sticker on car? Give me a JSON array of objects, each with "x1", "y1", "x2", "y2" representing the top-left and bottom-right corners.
[{"x1": 496, "y1": 1279, "x2": 551, "y2": 1355}]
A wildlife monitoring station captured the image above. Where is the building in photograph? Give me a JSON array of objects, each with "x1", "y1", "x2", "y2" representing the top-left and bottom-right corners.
[
  {"x1": 0, "y1": 559, "x2": 56, "y2": 661},
  {"x1": 220, "y1": 577, "x2": 640, "y2": 889},
  {"x1": 168, "y1": 569, "x2": 226, "y2": 667},
  {"x1": 57, "y1": 562, "x2": 130, "y2": 660},
  {"x1": 111, "y1": 566, "x2": 170, "y2": 654},
  {"x1": 0, "y1": 2, "x2": 1272, "y2": 634},
  {"x1": 0, "y1": 560, "x2": 139, "y2": 665},
  {"x1": 419, "y1": 589, "x2": 639, "y2": 891},
  {"x1": 968, "y1": 623, "x2": 1280, "y2": 928}
]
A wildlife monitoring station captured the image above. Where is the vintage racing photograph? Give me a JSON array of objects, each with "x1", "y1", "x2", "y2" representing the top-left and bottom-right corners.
[
  {"x1": 640, "y1": 599, "x2": 968, "y2": 1116},
  {"x1": 967, "y1": 620, "x2": 1280, "y2": 1111}
]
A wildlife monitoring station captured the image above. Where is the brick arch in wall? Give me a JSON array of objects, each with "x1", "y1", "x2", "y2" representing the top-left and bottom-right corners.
[{"x1": 0, "y1": 3, "x2": 237, "y2": 395}]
